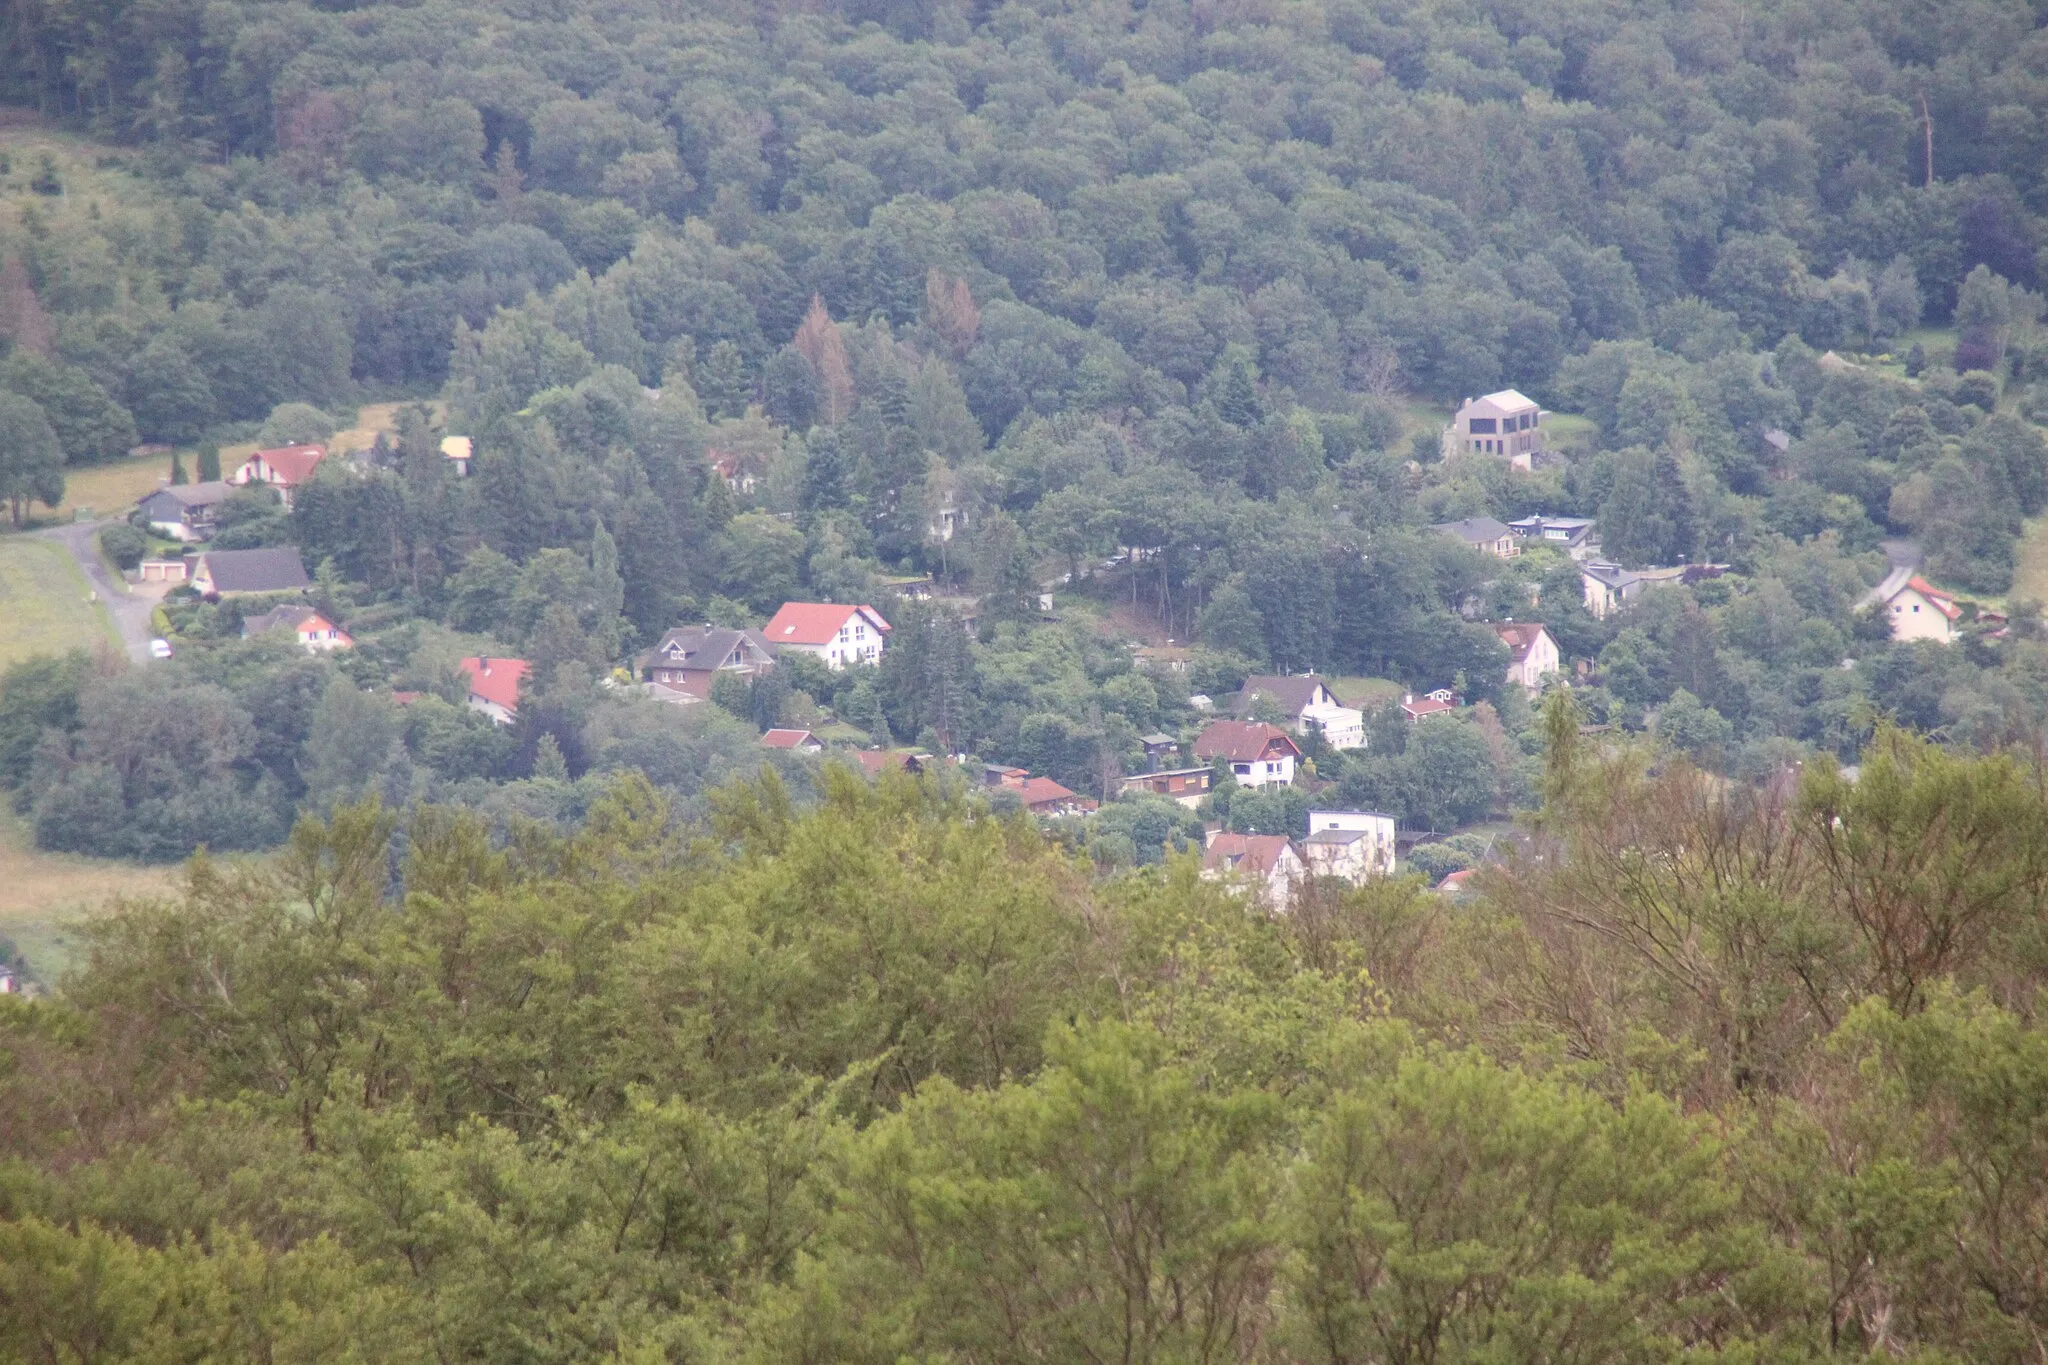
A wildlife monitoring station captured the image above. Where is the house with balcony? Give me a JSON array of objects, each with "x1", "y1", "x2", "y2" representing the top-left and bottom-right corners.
[
  {"x1": 1448, "y1": 390, "x2": 1545, "y2": 470},
  {"x1": 1507, "y1": 514, "x2": 1599, "y2": 559},
  {"x1": 1433, "y1": 516, "x2": 1520, "y2": 559},
  {"x1": 761, "y1": 602, "x2": 891, "y2": 668},
  {"x1": 1235, "y1": 675, "x2": 1365, "y2": 750}
]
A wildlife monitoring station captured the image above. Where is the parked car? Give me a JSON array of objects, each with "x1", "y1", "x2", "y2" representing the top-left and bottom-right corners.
[{"x1": 149, "y1": 638, "x2": 173, "y2": 660}]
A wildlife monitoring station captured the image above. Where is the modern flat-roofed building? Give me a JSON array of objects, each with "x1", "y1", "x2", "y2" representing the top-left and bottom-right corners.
[{"x1": 1450, "y1": 390, "x2": 1544, "y2": 470}]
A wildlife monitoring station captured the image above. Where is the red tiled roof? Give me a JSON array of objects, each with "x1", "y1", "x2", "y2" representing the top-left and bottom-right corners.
[
  {"x1": 1192, "y1": 720, "x2": 1300, "y2": 763},
  {"x1": 762, "y1": 602, "x2": 891, "y2": 645},
  {"x1": 1436, "y1": 868, "x2": 1477, "y2": 892},
  {"x1": 248, "y1": 444, "x2": 327, "y2": 485},
  {"x1": 1488, "y1": 622, "x2": 1549, "y2": 662},
  {"x1": 1901, "y1": 577, "x2": 1961, "y2": 621},
  {"x1": 1402, "y1": 696, "x2": 1456, "y2": 719},
  {"x1": 761, "y1": 728, "x2": 818, "y2": 749},
  {"x1": 459, "y1": 657, "x2": 529, "y2": 712},
  {"x1": 1016, "y1": 775, "x2": 1079, "y2": 809},
  {"x1": 853, "y1": 749, "x2": 918, "y2": 775},
  {"x1": 1203, "y1": 832, "x2": 1294, "y2": 877}
]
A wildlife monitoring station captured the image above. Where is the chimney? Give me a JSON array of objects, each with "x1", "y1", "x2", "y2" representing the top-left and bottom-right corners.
[
  {"x1": 1203, "y1": 822, "x2": 1223, "y2": 849},
  {"x1": 1404, "y1": 693, "x2": 1413, "y2": 705}
]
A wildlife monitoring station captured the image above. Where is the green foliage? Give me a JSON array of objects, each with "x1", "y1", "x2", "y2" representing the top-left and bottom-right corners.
[
  {"x1": 96, "y1": 523, "x2": 146, "y2": 570},
  {"x1": 255, "y1": 401, "x2": 339, "y2": 449},
  {"x1": 0, "y1": 391, "x2": 64, "y2": 525}
]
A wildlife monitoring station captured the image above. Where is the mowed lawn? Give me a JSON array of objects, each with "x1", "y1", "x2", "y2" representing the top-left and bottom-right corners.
[
  {"x1": 0, "y1": 806, "x2": 175, "y2": 986},
  {"x1": 50, "y1": 449, "x2": 178, "y2": 523},
  {"x1": 0, "y1": 536, "x2": 120, "y2": 669}
]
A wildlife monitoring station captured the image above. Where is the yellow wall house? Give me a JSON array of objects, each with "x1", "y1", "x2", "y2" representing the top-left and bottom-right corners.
[{"x1": 1885, "y1": 576, "x2": 1961, "y2": 643}]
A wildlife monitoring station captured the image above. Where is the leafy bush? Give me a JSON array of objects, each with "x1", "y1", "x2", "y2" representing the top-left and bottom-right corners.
[{"x1": 98, "y1": 523, "x2": 147, "y2": 569}]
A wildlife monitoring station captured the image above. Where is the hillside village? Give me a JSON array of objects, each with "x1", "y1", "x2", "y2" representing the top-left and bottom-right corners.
[{"x1": 54, "y1": 377, "x2": 2018, "y2": 909}]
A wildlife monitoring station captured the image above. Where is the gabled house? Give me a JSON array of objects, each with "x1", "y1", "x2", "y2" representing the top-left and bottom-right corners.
[
  {"x1": 762, "y1": 603, "x2": 891, "y2": 669},
  {"x1": 441, "y1": 435, "x2": 473, "y2": 477},
  {"x1": 1488, "y1": 622, "x2": 1560, "y2": 692},
  {"x1": 638, "y1": 624, "x2": 776, "y2": 697},
  {"x1": 1885, "y1": 575, "x2": 1961, "y2": 643},
  {"x1": 1400, "y1": 689, "x2": 1458, "y2": 722},
  {"x1": 230, "y1": 444, "x2": 327, "y2": 509},
  {"x1": 1580, "y1": 561, "x2": 1727, "y2": 620},
  {"x1": 1580, "y1": 560, "x2": 1686, "y2": 620},
  {"x1": 1432, "y1": 516, "x2": 1520, "y2": 559},
  {"x1": 242, "y1": 604, "x2": 352, "y2": 652},
  {"x1": 1299, "y1": 810, "x2": 1398, "y2": 883},
  {"x1": 460, "y1": 656, "x2": 529, "y2": 725},
  {"x1": 1193, "y1": 721, "x2": 1301, "y2": 788},
  {"x1": 1201, "y1": 831, "x2": 1306, "y2": 909},
  {"x1": 982, "y1": 764, "x2": 1096, "y2": 813},
  {"x1": 138, "y1": 481, "x2": 234, "y2": 541},
  {"x1": 1140, "y1": 733, "x2": 1182, "y2": 767},
  {"x1": 1449, "y1": 390, "x2": 1545, "y2": 469},
  {"x1": 1436, "y1": 868, "x2": 1478, "y2": 896},
  {"x1": 1237, "y1": 674, "x2": 1365, "y2": 750},
  {"x1": 1507, "y1": 515, "x2": 1598, "y2": 559},
  {"x1": 191, "y1": 547, "x2": 310, "y2": 597},
  {"x1": 851, "y1": 749, "x2": 928, "y2": 777},
  {"x1": 761, "y1": 728, "x2": 824, "y2": 752},
  {"x1": 1015, "y1": 775, "x2": 1094, "y2": 814}
]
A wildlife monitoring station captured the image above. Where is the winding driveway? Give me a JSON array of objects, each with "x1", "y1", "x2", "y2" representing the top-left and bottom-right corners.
[
  {"x1": 1862, "y1": 538, "x2": 1923, "y2": 608},
  {"x1": 32, "y1": 519, "x2": 157, "y2": 663}
]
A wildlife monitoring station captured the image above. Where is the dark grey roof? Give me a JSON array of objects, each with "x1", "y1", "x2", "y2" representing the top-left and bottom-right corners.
[
  {"x1": 201, "y1": 548, "x2": 310, "y2": 594},
  {"x1": 640, "y1": 625, "x2": 773, "y2": 674},
  {"x1": 242, "y1": 604, "x2": 319, "y2": 636},
  {"x1": 1302, "y1": 829, "x2": 1368, "y2": 844},
  {"x1": 142, "y1": 481, "x2": 234, "y2": 513},
  {"x1": 1238, "y1": 674, "x2": 1333, "y2": 715},
  {"x1": 1432, "y1": 516, "x2": 1514, "y2": 545}
]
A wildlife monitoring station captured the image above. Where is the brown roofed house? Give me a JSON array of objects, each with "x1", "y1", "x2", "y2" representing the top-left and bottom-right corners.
[
  {"x1": 230, "y1": 444, "x2": 328, "y2": 509},
  {"x1": 1201, "y1": 831, "x2": 1306, "y2": 909},
  {"x1": 1193, "y1": 720, "x2": 1301, "y2": 788},
  {"x1": 1487, "y1": 622, "x2": 1559, "y2": 692}
]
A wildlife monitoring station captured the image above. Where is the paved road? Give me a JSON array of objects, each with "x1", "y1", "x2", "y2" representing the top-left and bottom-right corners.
[
  {"x1": 1862, "y1": 538, "x2": 1923, "y2": 608},
  {"x1": 33, "y1": 519, "x2": 156, "y2": 663}
]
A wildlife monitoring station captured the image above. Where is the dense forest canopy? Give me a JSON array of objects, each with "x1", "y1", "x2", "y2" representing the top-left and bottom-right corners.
[
  {"x1": 10, "y1": 726, "x2": 2048, "y2": 1357},
  {"x1": 0, "y1": 0, "x2": 2041, "y2": 858}
]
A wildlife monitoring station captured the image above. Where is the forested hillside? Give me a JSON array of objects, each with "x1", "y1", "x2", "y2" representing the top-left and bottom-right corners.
[
  {"x1": 0, "y1": 0, "x2": 2043, "y2": 867},
  {"x1": 8, "y1": 0, "x2": 2048, "y2": 1353}
]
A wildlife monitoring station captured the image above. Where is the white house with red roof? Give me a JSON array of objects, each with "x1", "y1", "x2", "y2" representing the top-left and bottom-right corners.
[
  {"x1": 762, "y1": 602, "x2": 891, "y2": 669},
  {"x1": 1487, "y1": 622, "x2": 1559, "y2": 692},
  {"x1": 761, "y1": 728, "x2": 824, "y2": 752},
  {"x1": 1192, "y1": 720, "x2": 1301, "y2": 788},
  {"x1": 1202, "y1": 830, "x2": 1306, "y2": 909},
  {"x1": 1400, "y1": 689, "x2": 1458, "y2": 722},
  {"x1": 1884, "y1": 576, "x2": 1962, "y2": 644},
  {"x1": 230, "y1": 443, "x2": 328, "y2": 509},
  {"x1": 242, "y1": 604, "x2": 352, "y2": 652},
  {"x1": 459, "y1": 656, "x2": 529, "y2": 725}
]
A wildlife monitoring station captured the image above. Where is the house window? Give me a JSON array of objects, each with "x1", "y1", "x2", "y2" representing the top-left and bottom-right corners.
[
  {"x1": 1266, "y1": 762, "x2": 1280, "y2": 774},
  {"x1": 1234, "y1": 763, "x2": 1251, "y2": 775},
  {"x1": 1469, "y1": 417, "x2": 1497, "y2": 434}
]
